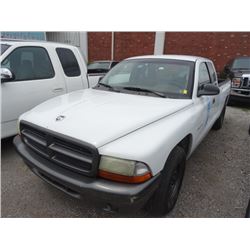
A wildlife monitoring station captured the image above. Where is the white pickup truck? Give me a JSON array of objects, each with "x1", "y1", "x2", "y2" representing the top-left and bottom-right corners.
[
  {"x1": 1, "y1": 41, "x2": 89, "y2": 138},
  {"x1": 14, "y1": 55, "x2": 231, "y2": 216}
]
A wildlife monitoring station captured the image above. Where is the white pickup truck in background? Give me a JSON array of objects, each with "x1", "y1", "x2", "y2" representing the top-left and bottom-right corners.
[
  {"x1": 14, "y1": 55, "x2": 231, "y2": 216},
  {"x1": 1, "y1": 41, "x2": 89, "y2": 138}
]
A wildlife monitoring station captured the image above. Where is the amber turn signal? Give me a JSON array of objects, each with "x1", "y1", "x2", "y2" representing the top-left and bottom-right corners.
[{"x1": 98, "y1": 170, "x2": 152, "y2": 184}]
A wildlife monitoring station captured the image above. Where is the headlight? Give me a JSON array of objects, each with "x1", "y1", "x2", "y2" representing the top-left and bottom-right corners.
[
  {"x1": 232, "y1": 78, "x2": 241, "y2": 88},
  {"x1": 98, "y1": 156, "x2": 152, "y2": 184}
]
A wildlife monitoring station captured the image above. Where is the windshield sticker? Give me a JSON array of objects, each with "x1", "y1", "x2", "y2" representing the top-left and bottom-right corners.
[
  {"x1": 180, "y1": 89, "x2": 188, "y2": 95},
  {"x1": 158, "y1": 66, "x2": 165, "y2": 70}
]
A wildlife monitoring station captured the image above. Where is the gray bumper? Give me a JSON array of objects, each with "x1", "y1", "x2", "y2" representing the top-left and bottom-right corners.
[
  {"x1": 230, "y1": 89, "x2": 250, "y2": 103},
  {"x1": 13, "y1": 135, "x2": 161, "y2": 211}
]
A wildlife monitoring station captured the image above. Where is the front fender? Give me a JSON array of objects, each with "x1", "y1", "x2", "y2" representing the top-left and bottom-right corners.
[{"x1": 98, "y1": 104, "x2": 196, "y2": 176}]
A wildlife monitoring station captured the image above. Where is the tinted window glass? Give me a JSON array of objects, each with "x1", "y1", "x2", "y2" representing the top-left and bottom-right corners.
[
  {"x1": 198, "y1": 63, "x2": 210, "y2": 84},
  {"x1": 100, "y1": 59, "x2": 195, "y2": 99},
  {"x1": 206, "y1": 62, "x2": 217, "y2": 83},
  {"x1": 1, "y1": 46, "x2": 54, "y2": 81},
  {"x1": 56, "y1": 48, "x2": 81, "y2": 77}
]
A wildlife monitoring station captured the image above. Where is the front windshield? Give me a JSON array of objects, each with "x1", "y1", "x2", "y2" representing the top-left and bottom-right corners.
[
  {"x1": 1, "y1": 44, "x2": 11, "y2": 55},
  {"x1": 99, "y1": 59, "x2": 195, "y2": 98},
  {"x1": 232, "y1": 57, "x2": 250, "y2": 70}
]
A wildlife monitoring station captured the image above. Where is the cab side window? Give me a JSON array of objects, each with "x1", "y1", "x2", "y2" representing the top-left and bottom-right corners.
[
  {"x1": 206, "y1": 62, "x2": 217, "y2": 84},
  {"x1": 198, "y1": 62, "x2": 211, "y2": 86},
  {"x1": 1, "y1": 46, "x2": 55, "y2": 81}
]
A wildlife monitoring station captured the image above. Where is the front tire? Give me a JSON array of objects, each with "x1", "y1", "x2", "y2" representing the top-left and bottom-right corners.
[{"x1": 146, "y1": 146, "x2": 186, "y2": 216}]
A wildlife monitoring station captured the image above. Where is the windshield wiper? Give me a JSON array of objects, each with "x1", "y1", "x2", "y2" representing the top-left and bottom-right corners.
[
  {"x1": 122, "y1": 86, "x2": 166, "y2": 98},
  {"x1": 97, "y1": 82, "x2": 121, "y2": 92},
  {"x1": 98, "y1": 82, "x2": 113, "y2": 89}
]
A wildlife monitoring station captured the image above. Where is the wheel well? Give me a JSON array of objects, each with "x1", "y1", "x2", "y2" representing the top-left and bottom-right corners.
[{"x1": 177, "y1": 134, "x2": 192, "y2": 156}]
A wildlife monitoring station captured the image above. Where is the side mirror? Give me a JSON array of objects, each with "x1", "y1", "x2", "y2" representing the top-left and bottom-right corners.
[
  {"x1": 198, "y1": 84, "x2": 220, "y2": 97},
  {"x1": 1, "y1": 68, "x2": 14, "y2": 83}
]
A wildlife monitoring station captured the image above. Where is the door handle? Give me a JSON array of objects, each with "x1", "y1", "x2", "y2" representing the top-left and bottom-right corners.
[
  {"x1": 53, "y1": 88, "x2": 64, "y2": 93},
  {"x1": 212, "y1": 98, "x2": 215, "y2": 104}
]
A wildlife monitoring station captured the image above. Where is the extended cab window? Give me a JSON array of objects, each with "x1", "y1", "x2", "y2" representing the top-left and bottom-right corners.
[
  {"x1": 1, "y1": 46, "x2": 55, "y2": 81},
  {"x1": 56, "y1": 48, "x2": 81, "y2": 77},
  {"x1": 198, "y1": 62, "x2": 211, "y2": 85}
]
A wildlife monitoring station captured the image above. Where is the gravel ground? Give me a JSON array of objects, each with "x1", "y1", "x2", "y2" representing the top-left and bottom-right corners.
[{"x1": 1, "y1": 105, "x2": 250, "y2": 218}]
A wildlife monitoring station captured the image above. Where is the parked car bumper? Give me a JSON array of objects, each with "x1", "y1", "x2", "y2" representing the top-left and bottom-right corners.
[
  {"x1": 229, "y1": 89, "x2": 250, "y2": 103},
  {"x1": 13, "y1": 135, "x2": 161, "y2": 211}
]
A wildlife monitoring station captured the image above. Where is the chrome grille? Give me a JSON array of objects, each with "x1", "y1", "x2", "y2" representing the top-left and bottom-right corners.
[
  {"x1": 20, "y1": 122, "x2": 99, "y2": 177},
  {"x1": 242, "y1": 77, "x2": 250, "y2": 89}
]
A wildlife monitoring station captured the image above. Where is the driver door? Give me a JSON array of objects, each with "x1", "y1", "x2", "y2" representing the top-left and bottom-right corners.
[{"x1": 195, "y1": 62, "x2": 215, "y2": 144}]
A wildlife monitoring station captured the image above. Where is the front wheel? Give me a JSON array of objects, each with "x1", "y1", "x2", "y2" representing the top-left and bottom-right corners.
[{"x1": 146, "y1": 146, "x2": 186, "y2": 216}]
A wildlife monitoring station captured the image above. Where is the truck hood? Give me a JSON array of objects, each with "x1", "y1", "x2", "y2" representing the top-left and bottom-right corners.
[
  {"x1": 232, "y1": 69, "x2": 250, "y2": 77},
  {"x1": 21, "y1": 89, "x2": 193, "y2": 148}
]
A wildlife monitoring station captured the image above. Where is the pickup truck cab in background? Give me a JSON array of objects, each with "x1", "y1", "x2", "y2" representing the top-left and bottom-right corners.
[
  {"x1": 1, "y1": 41, "x2": 89, "y2": 138},
  {"x1": 14, "y1": 55, "x2": 231, "y2": 216},
  {"x1": 222, "y1": 56, "x2": 250, "y2": 104},
  {"x1": 87, "y1": 60, "x2": 119, "y2": 87}
]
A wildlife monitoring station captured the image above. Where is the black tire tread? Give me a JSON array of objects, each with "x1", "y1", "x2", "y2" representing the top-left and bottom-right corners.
[{"x1": 146, "y1": 146, "x2": 186, "y2": 216}]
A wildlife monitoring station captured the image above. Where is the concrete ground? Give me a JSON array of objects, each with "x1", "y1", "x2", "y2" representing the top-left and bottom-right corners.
[{"x1": 1, "y1": 105, "x2": 250, "y2": 218}]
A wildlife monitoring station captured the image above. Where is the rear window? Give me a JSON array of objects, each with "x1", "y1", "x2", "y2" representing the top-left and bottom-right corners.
[
  {"x1": 56, "y1": 48, "x2": 81, "y2": 77},
  {"x1": 1, "y1": 44, "x2": 11, "y2": 55}
]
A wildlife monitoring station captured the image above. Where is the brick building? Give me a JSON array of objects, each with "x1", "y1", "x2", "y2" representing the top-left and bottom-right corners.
[
  {"x1": 4, "y1": 31, "x2": 248, "y2": 72},
  {"x1": 88, "y1": 32, "x2": 250, "y2": 72}
]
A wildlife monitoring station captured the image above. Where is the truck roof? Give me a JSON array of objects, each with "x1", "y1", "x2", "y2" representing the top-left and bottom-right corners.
[
  {"x1": 0, "y1": 39, "x2": 78, "y2": 49},
  {"x1": 126, "y1": 54, "x2": 209, "y2": 62}
]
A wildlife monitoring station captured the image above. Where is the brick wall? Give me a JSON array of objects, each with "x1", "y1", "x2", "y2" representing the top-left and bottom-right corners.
[
  {"x1": 88, "y1": 32, "x2": 112, "y2": 61},
  {"x1": 114, "y1": 32, "x2": 155, "y2": 60},
  {"x1": 87, "y1": 32, "x2": 155, "y2": 62},
  {"x1": 87, "y1": 32, "x2": 250, "y2": 71},
  {"x1": 164, "y1": 32, "x2": 250, "y2": 71}
]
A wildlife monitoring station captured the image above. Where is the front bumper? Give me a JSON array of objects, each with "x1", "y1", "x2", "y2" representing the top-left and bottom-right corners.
[
  {"x1": 230, "y1": 89, "x2": 250, "y2": 103},
  {"x1": 13, "y1": 135, "x2": 161, "y2": 211}
]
